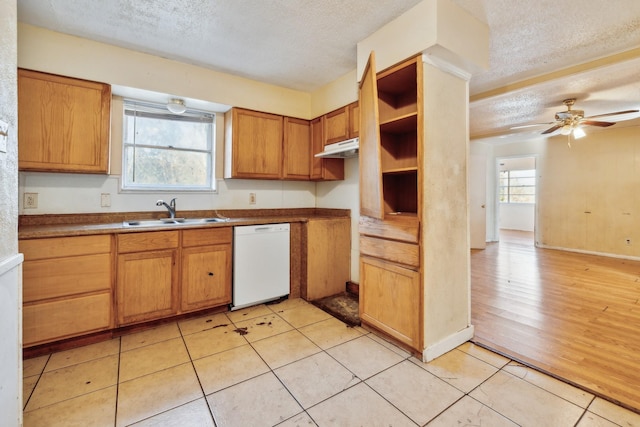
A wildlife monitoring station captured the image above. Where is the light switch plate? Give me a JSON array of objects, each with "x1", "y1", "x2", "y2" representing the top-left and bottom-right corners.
[
  {"x1": 0, "y1": 119, "x2": 8, "y2": 153},
  {"x1": 100, "y1": 193, "x2": 111, "y2": 207}
]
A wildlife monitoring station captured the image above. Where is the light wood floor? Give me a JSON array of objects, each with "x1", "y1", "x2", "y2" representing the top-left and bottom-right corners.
[{"x1": 471, "y1": 229, "x2": 640, "y2": 413}]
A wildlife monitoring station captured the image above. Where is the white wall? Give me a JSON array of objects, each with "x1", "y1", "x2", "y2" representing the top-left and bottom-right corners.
[
  {"x1": 0, "y1": 0, "x2": 22, "y2": 425},
  {"x1": 499, "y1": 203, "x2": 535, "y2": 232}
]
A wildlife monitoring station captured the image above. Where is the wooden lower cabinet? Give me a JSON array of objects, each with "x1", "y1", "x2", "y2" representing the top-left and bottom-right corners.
[
  {"x1": 303, "y1": 217, "x2": 351, "y2": 300},
  {"x1": 20, "y1": 235, "x2": 113, "y2": 347},
  {"x1": 181, "y1": 228, "x2": 232, "y2": 312},
  {"x1": 117, "y1": 249, "x2": 178, "y2": 325},
  {"x1": 359, "y1": 256, "x2": 421, "y2": 349},
  {"x1": 116, "y1": 231, "x2": 179, "y2": 326},
  {"x1": 23, "y1": 293, "x2": 112, "y2": 346}
]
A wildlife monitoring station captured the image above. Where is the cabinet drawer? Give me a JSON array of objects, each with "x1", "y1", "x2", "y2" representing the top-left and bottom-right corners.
[
  {"x1": 20, "y1": 235, "x2": 111, "y2": 261},
  {"x1": 23, "y1": 253, "x2": 112, "y2": 303},
  {"x1": 118, "y1": 231, "x2": 179, "y2": 253},
  {"x1": 182, "y1": 227, "x2": 232, "y2": 247},
  {"x1": 23, "y1": 292, "x2": 112, "y2": 347},
  {"x1": 360, "y1": 235, "x2": 419, "y2": 268},
  {"x1": 359, "y1": 215, "x2": 419, "y2": 244}
]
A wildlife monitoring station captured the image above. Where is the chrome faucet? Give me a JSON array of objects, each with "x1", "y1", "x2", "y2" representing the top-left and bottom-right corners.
[{"x1": 156, "y1": 198, "x2": 177, "y2": 218}]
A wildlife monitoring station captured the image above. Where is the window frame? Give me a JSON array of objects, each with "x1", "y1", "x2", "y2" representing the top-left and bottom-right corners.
[
  {"x1": 121, "y1": 99, "x2": 216, "y2": 193},
  {"x1": 499, "y1": 169, "x2": 536, "y2": 204}
]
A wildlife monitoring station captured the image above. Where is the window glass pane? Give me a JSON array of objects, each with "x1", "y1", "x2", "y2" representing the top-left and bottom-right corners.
[
  {"x1": 125, "y1": 147, "x2": 211, "y2": 187},
  {"x1": 500, "y1": 168, "x2": 536, "y2": 204},
  {"x1": 510, "y1": 176, "x2": 536, "y2": 187},
  {"x1": 509, "y1": 169, "x2": 534, "y2": 178},
  {"x1": 124, "y1": 114, "x2": 211, "y2": 150},
  {"x1": 122, "y1": 99, "x2": 215, "y2": 191}
]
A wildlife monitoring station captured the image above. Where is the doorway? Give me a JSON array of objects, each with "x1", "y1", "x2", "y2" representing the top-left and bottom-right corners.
[{"x1": 496, "y1": 156, "x2": 536, "y2": 244}]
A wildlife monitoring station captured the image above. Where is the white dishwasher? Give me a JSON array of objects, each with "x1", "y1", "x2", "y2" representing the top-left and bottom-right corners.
[{"x1": 232, "y1": 223, "x2": 290, "y2": 310}]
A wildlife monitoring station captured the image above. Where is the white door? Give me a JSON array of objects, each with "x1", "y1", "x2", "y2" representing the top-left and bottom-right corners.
[{"x1": 469, "y1": 152, "x2": 487, "y2": 249}]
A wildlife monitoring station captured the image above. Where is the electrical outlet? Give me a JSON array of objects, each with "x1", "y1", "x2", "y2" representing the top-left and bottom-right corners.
[
  {"x1": 101, "y1": 193, "x2": 111, "y2": 207},
  {"x1": 249, "y1": 193, "x2": 256, "y2": 204},
  {"x1": 24, "y1": 192, "x2": 38, "y2": 209}
]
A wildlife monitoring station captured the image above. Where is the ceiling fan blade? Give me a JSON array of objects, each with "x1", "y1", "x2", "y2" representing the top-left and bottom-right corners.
[
  {"x1": 583, "y1": 110, "x2": 640, "y2": 120},
  {"x1": 510, "y1": 122, "x2": 554, "y2": 130},
  {"x1": 541, "y1": 124, "x2": 562, "y2": 134},
  {"x1": 581, "y1": 120, "x2": 616, "y2": 127}
]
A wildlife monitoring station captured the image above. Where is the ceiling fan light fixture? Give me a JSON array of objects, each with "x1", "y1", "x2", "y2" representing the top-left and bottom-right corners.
[
  {"x1": 560, "y1": 124, "x2": 572, "y2": 135},
  {"x1": 167, "y1": 98, "x2": 187, "y2": 114},
  {"x1": 573, "y1": 127, "x2": 586, "y2": 139}
]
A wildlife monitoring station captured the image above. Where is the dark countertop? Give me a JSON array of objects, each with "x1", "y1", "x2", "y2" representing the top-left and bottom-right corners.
[{"x1": 19, "y1": 208, "x2": 350, "y2": 239}]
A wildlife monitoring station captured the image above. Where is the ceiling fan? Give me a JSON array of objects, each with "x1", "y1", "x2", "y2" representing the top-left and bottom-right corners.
[{"x1": 512, "y1": 98, "x2": 640, "y2": 139}]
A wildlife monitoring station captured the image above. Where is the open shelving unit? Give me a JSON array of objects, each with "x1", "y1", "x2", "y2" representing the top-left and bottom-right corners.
[{"x1": 376, "y1": 59, "x2": 419, "y2": 215}]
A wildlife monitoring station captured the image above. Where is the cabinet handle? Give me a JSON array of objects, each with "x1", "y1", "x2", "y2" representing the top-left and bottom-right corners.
[{"x1": 208, "y1": 272, "x2": 215, "y2": 276}]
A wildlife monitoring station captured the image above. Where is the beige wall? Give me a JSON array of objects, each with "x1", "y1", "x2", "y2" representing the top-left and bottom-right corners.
[
  {"x1": 1, "y1": 2, "x2": 18, "y2": 256},
  {"x1": 421, "y1": 61, "x2": 472, "y2": 357},
  {"x1": 18, "y1": 24, "x2": 311, "y2": 119},
  {"x1": 538, "y1": 124, "x2": 640, "y2": 257},
  {"x1": 0, "y1": 1, "x2": 23, "y2": 425}
]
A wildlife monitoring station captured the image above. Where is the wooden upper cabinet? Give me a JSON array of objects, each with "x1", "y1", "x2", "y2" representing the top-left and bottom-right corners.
[
  {"x1": 324, "y1": 105, "x2": 350, "y2": 145},
  {"x1": 359, "y1": 52, "x2": 384, "y2": 219},
  {"x1": 224, "y1": 107, "x2": 284, "y2": 179},
  {"x1": 348, "y1": 102, "x2": 360, "y2": 138},
  {"x1": 310, "y1": 116, "x2": 344, "y2": 181},
  {"x1": 283, "y1": 117, "x2": 311, "y2": 180},
  {"x1": 18, "y1": 69, "x2": 111, "y2": 174}
]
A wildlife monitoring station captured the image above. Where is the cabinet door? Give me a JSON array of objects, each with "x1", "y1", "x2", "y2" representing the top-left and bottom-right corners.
[
  {"x1": 310, "y1": 117, "x2": 344, "y2": 181},
  {"x1": 358, "y1": 52, "x2": 384, "y2": 219},
  {"x1": 117, "y1": 250, "x2": 178, "y2": 325},
  {"x1": 360, "y1": 256, "x2": 421, "y2": 349},
  {"x1": 349, "y1": 102, "x2": 360, "y2": 138},
  {"x1": 304, "y1": 218, "x2": 351, "y2": 300},
  {"x1": 283, "y1": 117, "x2": 311, "y2": 180},
  {"x1": 181, "y1": 245, "x2": 232, "y2": 312},
  {"x1": 225, "y1": 108, "x2": 283, "y2": 179},
  {"x1": 18, "y1": 69, "x2": 111, "y2": 173},
  {"x1": 324, "y1": 106, "x2": 350, "y2": 145}
]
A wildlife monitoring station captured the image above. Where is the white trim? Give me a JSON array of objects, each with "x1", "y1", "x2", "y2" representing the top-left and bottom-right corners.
[
  {"x1": 537, "y1": 244, "x2": 640, "y2": 262},
  {"x1": 421, "y1": 325, "x2": 475, "y2": 362},
  {"x1": 422, "y1": 53, "x2": 473, "y2": 81},
  {"x1": 0, "y1": 253, "x2": 24, "y2": 276}
]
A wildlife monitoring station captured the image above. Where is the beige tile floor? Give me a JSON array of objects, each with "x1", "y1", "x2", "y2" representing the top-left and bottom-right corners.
[{"x1": 22, "y1": 298, "x2": 640, "y2": 427}]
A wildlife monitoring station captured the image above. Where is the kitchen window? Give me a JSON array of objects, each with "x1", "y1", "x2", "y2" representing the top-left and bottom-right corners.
[
  {"x1": 122, "y1": 100, "x2": 216, "y2": 191},
  {"x1": 499, "y1": 169, "x2": 535, "y2": 203}
]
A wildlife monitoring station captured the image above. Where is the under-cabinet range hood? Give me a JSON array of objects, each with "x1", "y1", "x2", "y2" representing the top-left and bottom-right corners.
[{"x1": 314, "y1": 137, "x2": 359, "y2": 158}]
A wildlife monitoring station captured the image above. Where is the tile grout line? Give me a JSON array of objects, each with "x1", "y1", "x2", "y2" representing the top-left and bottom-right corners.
[
  {"x1": 22, "y1": 353, "x2": 52, "y2": 412},
  {"x1": 113, "y1": 336, "x2": 122, "y2": 427},
  {"x1": 180, "y1": 315, "x2": 232, "y2": 427}
]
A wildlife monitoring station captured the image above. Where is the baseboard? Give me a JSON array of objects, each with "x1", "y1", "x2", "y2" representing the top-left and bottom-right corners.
[
  {"x1": 537, "y1": 243, "x2": 640, "y2": 262},
  {"x1": 421, "y1": 324, "x2": 475, "y2": 362},
  {"x1": 346, "y1": 281, "x2": 359, "y2": 295}
]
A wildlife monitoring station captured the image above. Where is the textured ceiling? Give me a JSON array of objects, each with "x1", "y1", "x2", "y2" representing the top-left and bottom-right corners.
[{"x1": 17, "y1": 0, "x2": 640, "y2": 143}]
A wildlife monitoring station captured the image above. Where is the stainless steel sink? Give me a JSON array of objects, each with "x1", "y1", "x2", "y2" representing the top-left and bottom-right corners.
[{"x1": 123, "y1": 217, "x2": 228, "y2": 227}]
